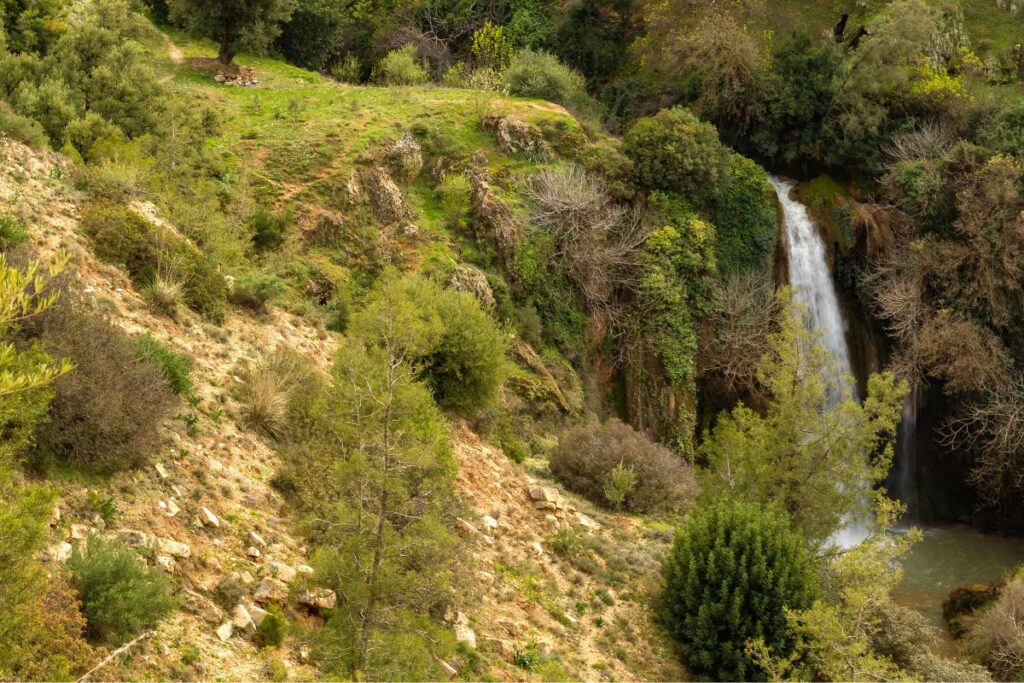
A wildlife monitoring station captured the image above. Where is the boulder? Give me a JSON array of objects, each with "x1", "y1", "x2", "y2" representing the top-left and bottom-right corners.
[
  {"x1": 387, "y1": 132, "x2": 424, "y2": 181},
  {"x1": 480, "y1": 114, "x2": 553, "y2": 160},
  {"x1": 361, "y1": 166, "x2": 408, "y2": 225},
  {"x1": 117, "y1": 529, "x2": 153, "y2": 549},
  {"x1": 448, "y1": 264, "x2": 496, "y2": 311},
  {"x1": 155, "y1": 554, "x2": 175, "y2": 573},
  {"x1": 157, "y1": 537, "x2": 191, "y2": 559},
  {"x1": 155, "y1": 462, "x2": 169, "y2": 479},
  {"x1": 246, "y1": 546, "x2": 262, "y2": 559},
  {"x1": 231, "y1": 604, "x2": 256, "y2": 634},
  {"x1": 298, "y1": 587, "x2": 337, "y2": 611},
  {"x1": 201, "y1": 507, "x2": 220, "y2": 528},
  {"x1": 454, "y1": 623, "x2": 476, "y2": 649},
  {"x1": 69, "y1": 524, "x2": 88, "y2": 541},
  {"x1": 216, "y1": 622, "x2": 233, "y2": 641},
  {"x1": 249, "y1": 604, "x2": 268, "y2": 627},
  {"x1": 181, "y1": 589, "x2": 224, "y2": 624},
  {"x1": 576, "y1": 513, "x2": 601, "y2": 532},
  {"x1": 48, "y1": 541, "x2": 73, "y2": 563},
  {"x1": 248, "y1": 530, "x2": 268, "y2": 548},
  {"x1": 253, "y1": 576, "x2": 289, "y2": 603},
  {"x1": 267, "y1": 561, "x2": 297, "y2": 583}
]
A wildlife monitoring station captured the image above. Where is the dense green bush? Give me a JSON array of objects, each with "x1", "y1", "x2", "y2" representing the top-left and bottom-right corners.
[
  {"x1": 623, "y1": 107, "x2": 729, "y2": 199},
  {"x1": 373, "y1": 46, "x2": 429, "y2": 86},
  {"x1": 250, "y1": 206, "x2": 288, "y2": 252},
  {"x1": 978, "y1": 99, "x2": 1024, "y2": 159},
  {"x1": 79, "y1": 202, "x2": 227, "y2": 321},
  {"x1": 661, "y1": 500, "x2": 819, "y2": 681},
  {"x1": 229, "y1": 273, "x2": 288, "y2": 313},
  {"x1": 68, "y1": 535, "x2": 177, "y2": 645},
  {"x1": 577, "y1": 142, "x2": 637, "y2": 201},
  {"x1": 549, "y1": 418, "x2": 697, "y2": 513},
  {"x1": 135, "y1": 334, "x2": 192, "y2": 395},
  {"x1": 707, "y1": 154, "x2": 778, "y2": 276},
  {"x1": 0, "y1": 102, "x2": 48, "y2": 148},
  {"x1": 352, "y1": 273, "x2": 508, "y2": 414},
  {"x1": 503, "y1": 50, "x2": 591, "y2": 112},
  {"x1": 34, "y1": 303, "x2": 177, "y2": 472},
  {"x1": 255, "y1": 605, "x2": 288, "y2": 648}
]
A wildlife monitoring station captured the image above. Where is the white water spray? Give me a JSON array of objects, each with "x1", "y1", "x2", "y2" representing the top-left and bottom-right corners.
[{"x1": 770, "y1": 176, "x2": 868, "y2": 548}]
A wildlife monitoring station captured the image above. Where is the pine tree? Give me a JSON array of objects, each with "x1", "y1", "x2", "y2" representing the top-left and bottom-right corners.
[{"x1": 660, "y1": 500, "x2": 820, "y2": 681}]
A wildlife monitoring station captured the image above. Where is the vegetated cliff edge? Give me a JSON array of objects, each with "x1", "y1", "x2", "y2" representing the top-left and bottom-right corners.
[{"x1": 3, "y1": 103, "x2": 681, "y2": 680}]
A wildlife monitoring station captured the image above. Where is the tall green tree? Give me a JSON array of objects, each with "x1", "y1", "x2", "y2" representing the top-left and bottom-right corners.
[
  {"x1": 700, "y1": 294, "x2": 906, "y2": 545},
  {"x1": 168, "y1": 0, "x2": 295, "y2": 65},
  {"x1": 284, "y1": 274, "x2": 463, "y2": 679}
]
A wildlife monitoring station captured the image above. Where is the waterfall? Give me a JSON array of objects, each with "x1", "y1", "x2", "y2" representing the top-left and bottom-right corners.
[
  {"x1": 895, "y1": 386, "x2": 920, "y2": 519},
  {"x1": 770, "y1": 176, "x2": 868, "y2": 548}
]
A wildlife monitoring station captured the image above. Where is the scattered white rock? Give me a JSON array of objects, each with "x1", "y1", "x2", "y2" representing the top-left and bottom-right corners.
[
  {"x1": 155, "y1": 462, "x2": 169, "y2": 479},
  {"x1": 157, "y1": 537, "x2": 191, "y2": 558},
  {"x1": 165, "y1": 498, "x2": 180, "y2": 518},
  {"x1": 543, "y1": 514, "x2": 560, "y2": 531},
  {"x1": 246, "y1": 546, "x2": 261, "y2": 559},
  {"x1": 296, "y1": 563, "x2": 315, "y2": 576},
  {"x1": 155, "y1": 554, "x2": 175, "y2": 573},
  {"x1": 69, "y1": 523, "x2": 88, "y2": 540},
  {"x1": 253, "y1": 576, "x2": 289, "y2": 603},
  {"x1": 248, "y1": 530, "x2": 268, "y2": 548},
  {"x1": 48, "y1": 541, "x2": 73, "y2": 563},
  {"x1": 454, "y1": 623, "x2": 477, "y2": 649},
  {"x1": 531, "y1": 541, "x2": 544, "y2": 556},
  {"x1": 268, "y1": 561, "x2": 296, "y2": 583},
  {"x1": 438, "y1": 659, "x2": 459, "y2": 678},
  {"x1": 298, "y1": 587, "x2": 337, "y2": 610},
  {"x1": 216, "y1": 622, "x2": 233, "y2": 641},
  {"x1": 481, "y1": 515, "x2": 499, "y2": 532},
  {"x1": 201, "y1": 507, "x2": 220, "y2": 528},
  {"x1": 231, "y1": 604, "x2": 256, "y2": 634}
]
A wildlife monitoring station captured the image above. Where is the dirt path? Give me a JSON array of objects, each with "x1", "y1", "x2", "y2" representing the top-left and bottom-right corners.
[{"x1": 163, "y1": 31, "x2": 184, "y2": 65}]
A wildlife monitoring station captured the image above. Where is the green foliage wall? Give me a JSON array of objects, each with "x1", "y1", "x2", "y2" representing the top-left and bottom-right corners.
[{"x1": 708, "y1": 154, "x2": 778, "y2": 277}]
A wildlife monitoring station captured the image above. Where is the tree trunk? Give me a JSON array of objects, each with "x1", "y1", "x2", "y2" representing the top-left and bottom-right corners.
[{"x1": 218, "y1": 39, "x2": 235, "y2": 66}]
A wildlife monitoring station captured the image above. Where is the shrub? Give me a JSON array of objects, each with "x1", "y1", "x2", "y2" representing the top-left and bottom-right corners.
[
  {"x1": 79, "y1": 202, "x2": 227, "y2": 321},
  {"x1": 578, "y1": 142, "x2": 637, "y2": 201},
  {"x1": 255, "y1": 605, "x2": 288, "y2": 648},
  {"x1": 503, "y1": 50, "x2": 588, "y2": 110},
  {"x1": 0, "y1": 101, "x2": 48, "y2": 148},
  {"x1": 660, "y1": 500, "x2": 819, "y2": 681},
  {"x1": 623, "y1": 107, "x2": 729, "y2": 199},
  {"x1": 373, "y1": 46, "x2": 429, "y2": 86},
  {"x1": 135, "y1": 334, "x2": 192, "y2": 395},
  {"x1": 707, "y1": 154, "x2": 778, "y2": 276},
  {"x1": 965, "y1": 573, "x2": 1024, "y2": 681},
  {"x1": 229, "y1": 273, "x2": 287, "y2": 313},
  {"x1": 549, "y1": 419, "x2": 696, "y2": 513},
  {"x1": 436, "y1": 173, "x2": 471, "y2": 224},
  {"x1": 330, "y1": 56, "x2": 362, "y2": 84},
  {"x1": 68, "y1": 535, "x2": 177, "y2": 645},
  {"x1": 144, "y1": 274, "x2": 184, "y2": 318},
  {"x1": 34, "y1": 303, "x2": 177, "y2": 472},
  {"x1": 237, "y1": 350, "x2": 313, "y2": 439},
  {"x1": 251, "y1": 206, "x2": 288, "y2": 251},
  {"x1": 427, "y1": 288, "x2": 508, "y2": 413},
  {"x1": 351, "y1": 272, "x2": 508, "y2": 415},
  {"x1": 0, "y1": 214, "x2": 29, "y2": 250}
]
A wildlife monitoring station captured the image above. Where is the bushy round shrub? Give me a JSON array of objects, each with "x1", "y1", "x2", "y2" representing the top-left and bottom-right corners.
[
  {"x1": 623, "y1": 107, "x2": 729, "y2": 199},
  {"x1": 548, "y1": 419, "x2": 697, "y2": 513},
  {"x1": 373, "y1": 46, "x2": 429, "y2": 86},
  {"x1": 502, "y1": 50, "x2": 589, "y2": 109},
  {"x1": 255, "y1": 605, "x2": 288, "y2": 648},
  {"x1": 34, "y1": 303, "x2": 178, "y2": 472},
  {"x1": 661, "y1": 500, "x2": 819, "y2": 681},
  {"x1": 69, "y1": 535, "x2": 177, "y2": 645}
]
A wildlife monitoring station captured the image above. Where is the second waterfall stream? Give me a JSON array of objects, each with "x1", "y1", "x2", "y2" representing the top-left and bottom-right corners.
[{"x1": 769, "y1": 176, "x2": 869, "y2": 548}]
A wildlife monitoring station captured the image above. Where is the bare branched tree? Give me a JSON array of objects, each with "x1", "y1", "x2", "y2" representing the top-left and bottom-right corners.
[
  {"x1": 942, "y1": 374, "x2": 1024, "y2": 505},
  {"x1": 525, "y1": 165, "x2": 649, "y2": 312},
  {"x1": 883, "y1": 121, "x2": 954, "y2": 165},
  {"x1": 698, "y1": 269, "x2": 780, "y2": 405}
]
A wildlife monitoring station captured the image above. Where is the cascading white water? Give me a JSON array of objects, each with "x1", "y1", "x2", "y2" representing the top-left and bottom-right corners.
[{"x1": 769, "y1": 176, "x2": 868, "y2": 548}]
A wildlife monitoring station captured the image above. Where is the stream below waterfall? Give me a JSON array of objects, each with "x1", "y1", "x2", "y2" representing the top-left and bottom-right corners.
[{"x1": 770, "y1": 177, "x2": 1024, "y2": 647}]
